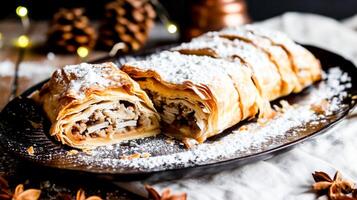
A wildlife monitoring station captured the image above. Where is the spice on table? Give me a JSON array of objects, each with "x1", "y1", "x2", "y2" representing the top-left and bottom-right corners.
[
  {"x1": 12, "y1": 184, "x2": 41, "y2": 200},
  {"x1": 145, "y1": 185, "x2": 187, "y2": 200},
  {"x1": 312, "y1": 171, "x2": 356, "y2": 200},
  {"x1": 76, "y1": 189, "x2": 102, "y2": 200}
]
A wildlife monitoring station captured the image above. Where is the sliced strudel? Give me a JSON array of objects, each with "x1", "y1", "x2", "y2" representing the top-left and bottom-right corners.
[
  {"x1": 173, "y1": 25, "x2": 322, "y2": 98},
  {"x1": 122, "y1": 51, "x2": 274, "y2": 143},
  {"x1": 32, "y1": 62, "x2": 160, "y2": 149}
]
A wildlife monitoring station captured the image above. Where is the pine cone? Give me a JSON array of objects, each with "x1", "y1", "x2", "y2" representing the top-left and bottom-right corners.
[
  {"x1": 47, "y1": 8, "x2": 96, "y2": 53},
  {"x1": 98, "y1": 0, "x2": 156, "y2": 53}
]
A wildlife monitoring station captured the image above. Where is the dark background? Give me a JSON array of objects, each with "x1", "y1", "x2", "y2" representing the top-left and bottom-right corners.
[{"x1": 1, "y1": 0, "x2": 356, "y2": 22}]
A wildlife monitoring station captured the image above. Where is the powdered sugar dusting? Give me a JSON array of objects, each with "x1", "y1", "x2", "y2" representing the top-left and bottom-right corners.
[
  {"x1": 124, "y1": 51, "x2": 235, "y2": 86},
  {"x1": 70, "y1": 67, "x2": 353, "y2": 172},
  {"x1": 53, "y1": 63, "x2": 122, "y2": 99}
]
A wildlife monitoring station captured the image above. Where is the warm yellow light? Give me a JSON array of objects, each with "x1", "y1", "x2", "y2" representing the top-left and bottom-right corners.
[
  {"x1": 166, "y1": 23, "x2": 177, "y2": 34},
  {"x1": 16, "y1": 35, "x2": 30, "y2": 48},
  {"x1": 16, "y1": 6, "x2": 28, "y2": 17},
  {"x1": 77, "y1": 46, "x2": 89, "y2": 58},
  {"x1": 0, "y1": 33, "x2": 2, "y2": 40}
]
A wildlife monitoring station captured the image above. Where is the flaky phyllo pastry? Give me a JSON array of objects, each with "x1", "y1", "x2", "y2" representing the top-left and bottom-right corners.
[
  {"x1": 32, "y1": 62, "x2": 160, "y2": 149},
  {"x1": 122, "y1": 25, "x2": 321, "y2": 144},
  {"x1": 122, "y1": 52, "x2": 274, "y2": 143},
  {"x1": 173, "y1": 25, "x2": 322, "y2": 100}
]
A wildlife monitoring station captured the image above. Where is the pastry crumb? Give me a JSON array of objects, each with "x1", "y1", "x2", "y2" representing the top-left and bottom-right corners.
[
  {"x1": 257, "y1": 118, "x2": 269, "y2": 126},
  {"x1": 238, "y1": 125, "x2": 248, "y2": 132},
  {"x1": 274, "y1": 100, "x2": 293, "y2": 113},
  {"x1": 182, "y1": 138, "x2": 198, "y2": 149},
  {"x1": 311, "y1": 99, "x2": 330, "y2": 114},
  {"x1": 120, "y1": 153, "x2": 141, "y2": 160},
  {"x1": 141, "y1": 152, "x2": 151, "y2": 158},
  {"x1": 82, "y1": 149, "x2": 92, "y2": 155},
  {"x1": 67, "y1": 149, "x2": 79, "y2": 156},
  {"x1": 28, "y1": 120, "x2": 41, "y2": 129},
  {"x1": 165, "y1": 138, "x2": 175, "y2": 145},
  {"x1": 27, "y1": 146, "x2": 35, "y2": 156}
]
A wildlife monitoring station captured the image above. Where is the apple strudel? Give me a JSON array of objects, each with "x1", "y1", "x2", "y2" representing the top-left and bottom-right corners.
[{"x1": 32, "y1": 62, "x2": 160, "y2": 149}]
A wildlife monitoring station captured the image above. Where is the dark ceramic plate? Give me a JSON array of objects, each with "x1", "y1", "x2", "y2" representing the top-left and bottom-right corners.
[{"x1": 0, "y1": 45, "x2": 356, "y2": 182}]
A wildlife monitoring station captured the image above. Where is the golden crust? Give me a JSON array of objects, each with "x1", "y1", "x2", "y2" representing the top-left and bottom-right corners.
[
  {"x1": 32, "y1": 62, "x2": 160, "y2": 149},
  {"x1": 122, "y1": 52, "x2": 274, "y2": 143}
]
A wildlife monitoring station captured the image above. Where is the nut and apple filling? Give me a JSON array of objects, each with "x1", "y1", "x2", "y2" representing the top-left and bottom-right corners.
[
  {"x1": 146, "y1": 91, "x2": 209, "y2": 140},
  {"x1": 69, "y1": 100, "x2": 152, "y2": 140}
]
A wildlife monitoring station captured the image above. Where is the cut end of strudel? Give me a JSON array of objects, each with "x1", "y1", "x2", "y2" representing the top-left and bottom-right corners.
[{"x1": 31, "y1": 62, "x2": 160, "y2": 149}]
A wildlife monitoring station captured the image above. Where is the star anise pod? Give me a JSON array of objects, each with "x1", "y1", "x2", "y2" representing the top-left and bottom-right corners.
[
  {"x1": 12, "y1": 184, "x2": 41, "y2": 200},
  {"x1": 145, "y1": 185, "x2": 187, "y2": 200},
  {"x1": 0, "y1": 175, "x2": 11, "y2": 200},
  {"x1": 312, "y1": 171, "x2": 355, "y2": 200},
  {"x1": 76, "y1": 189, "x2": 102, "y2": 200}
]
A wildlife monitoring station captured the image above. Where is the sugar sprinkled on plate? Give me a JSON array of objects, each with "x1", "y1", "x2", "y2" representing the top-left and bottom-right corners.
[{"x1": 66, "y1": 67, "x2": 354, "y2": 172}]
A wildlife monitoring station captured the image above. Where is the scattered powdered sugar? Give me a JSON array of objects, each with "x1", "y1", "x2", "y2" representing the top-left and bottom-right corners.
[{"x1": 71, "y1": 67, "x2": 353, "y2": 172}]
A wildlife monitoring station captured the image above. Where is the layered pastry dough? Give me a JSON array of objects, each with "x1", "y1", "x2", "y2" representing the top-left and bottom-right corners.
[
  {"x1": 173, "y1": 25, "x2": 321, "y2": 98},
  {"x1": 32, "y1": 62, "x2": 160, "y2": 149},
  {"x1": 122, "y1": 51, "x2": 274, "y2": 143},
  {"x1": 32, "y1": 26, "x2": 321, "y2": 147},
  {"x1": 123, "y1": 26, "x2": 321, "y2": 143},
  {"x1": 173, "y1": 36, "x2": 283, "y2": 100}
]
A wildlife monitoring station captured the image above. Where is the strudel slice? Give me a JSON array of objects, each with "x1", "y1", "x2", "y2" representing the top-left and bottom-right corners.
[
  {"x1": 173, "y1": 25, "x2": 322, "y2": 97},
  {"x1": 173, "y1": 36, "x2": 283, "y2": 100},
  {"x1": 32, "y1": 62, "x2": 160, "y2": 149},
  {"x1": 122, "y1": 51, "x2": 273, "y2": 143},
  {"x1": 244, "y1": 25, "x2": 322, "y2": 90}
]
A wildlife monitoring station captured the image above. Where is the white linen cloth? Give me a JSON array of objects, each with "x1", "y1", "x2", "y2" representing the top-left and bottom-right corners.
[{"x1": 116, "y1": 12, "x2": 357, "y2": 200}]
